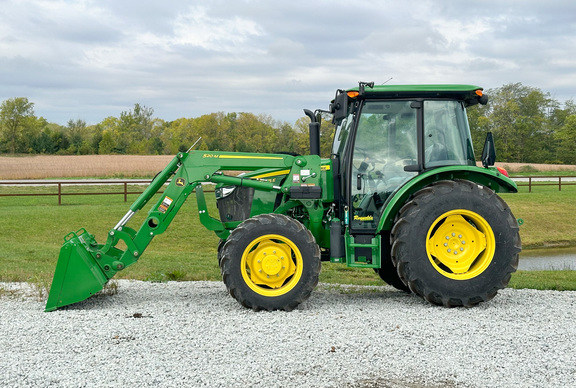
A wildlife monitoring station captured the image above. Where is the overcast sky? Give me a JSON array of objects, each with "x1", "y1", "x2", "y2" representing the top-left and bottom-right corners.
[{"x1": 1, "y1": 0, "x2": 575, "y2": 126}]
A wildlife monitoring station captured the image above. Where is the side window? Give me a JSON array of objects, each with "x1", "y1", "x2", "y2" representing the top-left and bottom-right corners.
[
  {"x1": 332, "y1": 112, "x2": 355, "y2": 156},
  {"x1": 424, "y1": 101, "x2": 475, "y2": 167},
  {"x1": 350, "y1": 101, "x2": 417, "y2": 230}
]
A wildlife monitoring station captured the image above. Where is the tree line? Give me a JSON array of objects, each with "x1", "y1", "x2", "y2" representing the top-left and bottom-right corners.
[{"x1": 1, "y1": 82, "x2": 575, "y2": 164}]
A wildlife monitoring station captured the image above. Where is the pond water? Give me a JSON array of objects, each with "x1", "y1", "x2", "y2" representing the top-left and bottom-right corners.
[{"x1": 518, "y1": 247, "x2": 576, "y2": 271}]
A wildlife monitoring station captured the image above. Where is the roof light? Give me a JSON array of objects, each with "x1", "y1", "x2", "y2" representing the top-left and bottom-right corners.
[
  {"x1": 347, "y1": 91, "x2": 359, "y2": 98},
  {"x1": 475, "y1": 90, "x2": 483, "y2": 97}
]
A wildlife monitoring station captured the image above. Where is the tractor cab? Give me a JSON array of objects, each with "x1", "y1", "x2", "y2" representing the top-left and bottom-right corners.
[{"x1": 330, "y1": 83, "x2": 487, "y2": 232}]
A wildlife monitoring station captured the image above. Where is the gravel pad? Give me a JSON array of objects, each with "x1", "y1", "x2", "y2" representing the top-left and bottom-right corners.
[{"x1": 1, "y1": 280, "x2": 575, "y2": 388}]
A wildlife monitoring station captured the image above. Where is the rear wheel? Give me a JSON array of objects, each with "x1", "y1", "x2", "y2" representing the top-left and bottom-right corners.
[
  {"x1": 221, "y1": 214, "x2": 321, "y2": 311},
  {"x1": 391, "y1": 180, "x2": 521, "y2": 307}
]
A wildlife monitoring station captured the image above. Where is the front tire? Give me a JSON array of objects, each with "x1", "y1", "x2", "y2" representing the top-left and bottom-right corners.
[
  {"x1": 221, "y1": 214, "x2": 321, "y2": 311},
  {"x1": 391, "y1": 180, "x2": 521, "y2": 307},
  {"x1": 375, "y1": 235, "x2": 410, "y2": 293}
]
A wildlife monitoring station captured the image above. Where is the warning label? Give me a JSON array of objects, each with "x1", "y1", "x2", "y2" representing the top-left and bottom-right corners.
[{"x1": 158, "y1": 196, "x2": 173, "y2": 213}]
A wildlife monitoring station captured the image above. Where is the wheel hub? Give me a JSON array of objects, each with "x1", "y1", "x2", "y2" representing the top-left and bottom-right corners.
[
  {"x1": 427, "y1": 212, "x2": 494, "y2": 279},
  {"x1": 244, "y1": 239, "x2": 296, "y2": 289},
  {"x1": 261, "y1": 254, "x2": 282, "y2": 276}
]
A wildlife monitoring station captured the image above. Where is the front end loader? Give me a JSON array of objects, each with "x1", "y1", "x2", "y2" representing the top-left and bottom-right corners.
[{"x1": 46, "y1": 83, "x2": 521, "y2": 312}]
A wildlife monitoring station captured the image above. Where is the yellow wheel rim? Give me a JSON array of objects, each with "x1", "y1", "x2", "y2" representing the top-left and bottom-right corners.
[
  {"x1": 241, "y1": 234, "x2": 303, "y2": 296},
  {"x1": 426, "y1": 210, "x2": 495, "y2": 280}
]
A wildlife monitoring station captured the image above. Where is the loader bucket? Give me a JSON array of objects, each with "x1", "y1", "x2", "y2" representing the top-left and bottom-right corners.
[{"x1": 45, "y1": 229, "x2": 109, "y2": 312}]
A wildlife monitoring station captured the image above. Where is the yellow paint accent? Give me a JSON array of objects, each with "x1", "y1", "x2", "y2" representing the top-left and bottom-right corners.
[
  {"x1": 240, "y1": 234, "x2": 303, "y2": 296},
  {"x1": 219, "y1": 155, "x2": 284, "y2": 160},
  {"x1": 252, "y1": 170, "x2": 290, "y2": 179},
  {"x1": 426, "y1": 210, "x2": 495, "y2": 280},
  {"x1": 321, "y1": 165, "x2": 331, "y2": 171}
]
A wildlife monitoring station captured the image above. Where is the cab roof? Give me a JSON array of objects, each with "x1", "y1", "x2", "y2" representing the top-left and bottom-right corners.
[{"x1": 348, "y1": 84, "x2": 484, "y2": 101}]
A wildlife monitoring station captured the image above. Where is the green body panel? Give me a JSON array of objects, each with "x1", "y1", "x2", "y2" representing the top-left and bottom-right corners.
[{"x1": 376, "y1": 165, "x2": 518, "y2": 232}]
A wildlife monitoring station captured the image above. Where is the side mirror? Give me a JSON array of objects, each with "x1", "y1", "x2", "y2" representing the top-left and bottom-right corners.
[
  {"x1": 481, "y1": 132, "x2": 496, "y2": 167},
  {"x1": 330, "y1": 91, "x2": 348, "y2": 122}
]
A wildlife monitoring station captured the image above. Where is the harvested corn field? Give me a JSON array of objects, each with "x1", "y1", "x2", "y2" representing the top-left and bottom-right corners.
[
  {"x1": 1, "y1": 155, "x2": 576, "y2": 180},
  {"x1": 0, "y1": 155, "x2": 173, "y2": 179}
]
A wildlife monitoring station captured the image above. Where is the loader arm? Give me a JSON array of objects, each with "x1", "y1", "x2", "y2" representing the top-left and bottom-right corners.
[{"x1": 45, "y1": 150, "x2": 325, "y2": 311}]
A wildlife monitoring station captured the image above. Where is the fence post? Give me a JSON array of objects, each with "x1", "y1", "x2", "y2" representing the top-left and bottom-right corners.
[
  {"x1": 559, "y1": 177, "x2": 562, "y2": 191},
  {"x1": 124, "y1": 182, "x2": 128, "y2": 202},
  {"x1": 58, "y1": 183, "x2": 62, "y2": 205},
  {"x1": 528, "y1": 177, "x2": 532, "y2": 193}
]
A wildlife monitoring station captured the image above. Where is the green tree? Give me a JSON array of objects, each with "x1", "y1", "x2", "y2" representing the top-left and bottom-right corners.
[
  {"x1": 163, "y1": 118, "x2": 201, "y2": 154},
  {"x1": 555, "y1": 115, "x2": 576, "y2": 164},
  {"x1": 0, "y1": 97, "x2": 35, "y2": 153},
  {"x1": 118, "y1": 103, "x2": 163, "y2": 154},
  {"x1": 66, "y1": 119, "x2": 87, "y2": 154},
  {"x1": 97, "y1": 116, "x2": 122, "y2": 154},
  {"x1": 469, "y1": 83, "x2": 557, "y2": 163},
  {"x1": 196, "y1": 112, "x2": 233, "y2": 151}
]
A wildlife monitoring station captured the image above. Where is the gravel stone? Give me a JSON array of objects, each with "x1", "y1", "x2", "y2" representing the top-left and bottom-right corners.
[{"x1": 1, "y1": 280, "x2": 575, "y2": 387}]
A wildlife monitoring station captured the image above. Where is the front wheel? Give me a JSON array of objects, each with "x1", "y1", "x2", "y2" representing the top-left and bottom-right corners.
[
  {"x1": 220, "y1": 214, "x2": 321, "y2": 311},
  {"x1": 391, "y1": 180, "x2": 521, "y2": 307}
]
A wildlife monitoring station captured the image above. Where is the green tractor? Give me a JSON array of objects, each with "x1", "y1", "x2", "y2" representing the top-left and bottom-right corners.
[{"x1": 45, "y1": 82, "x2": 521, "y2": 312}]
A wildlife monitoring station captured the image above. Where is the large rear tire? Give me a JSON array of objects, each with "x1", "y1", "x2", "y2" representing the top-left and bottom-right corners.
[
  {"x1": 220, "y1": 214, "x2": 321, "y2": 311},
  {"x1": 391, "y1": 180, "x2": 521, "y2": 307}
]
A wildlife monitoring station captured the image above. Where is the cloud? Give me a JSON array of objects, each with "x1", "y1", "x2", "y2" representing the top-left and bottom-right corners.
[
  {"x1": 172, "y1": 6, "x2": 265, "y2": 53},
  {"x1": 0, "y1": 0, "x2": 575, "y2": 125}
]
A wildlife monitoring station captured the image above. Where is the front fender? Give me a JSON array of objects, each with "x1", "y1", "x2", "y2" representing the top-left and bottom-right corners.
[{"x1": 376, "y1": 166, "x2": 517, "y2": 232}]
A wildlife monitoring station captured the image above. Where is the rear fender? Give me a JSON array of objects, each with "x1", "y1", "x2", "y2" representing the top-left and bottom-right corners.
[{"x1": 376, "y1": 166, "x2": 518, "y2": 233}]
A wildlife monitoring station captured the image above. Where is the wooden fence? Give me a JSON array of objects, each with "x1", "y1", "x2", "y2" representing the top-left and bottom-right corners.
[
  {"x1": 0, "y1": 179, "x2": 174, "y2": 205},
  {"x1": 511, "y1": 176, "x2": 576, "y2": 193},
  {"x1": 0, "y1": 176, "x2": 573, "y2": 204}
]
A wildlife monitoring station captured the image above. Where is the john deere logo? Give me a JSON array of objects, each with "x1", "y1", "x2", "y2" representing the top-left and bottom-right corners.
[{"x1": 175, "y1": 178, "x2": 186, "y2": 187}]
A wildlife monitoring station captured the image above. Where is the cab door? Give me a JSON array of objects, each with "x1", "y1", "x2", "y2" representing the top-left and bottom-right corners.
[{"x1": 347, "y1": 100, "x2": 419, "y2": 232}]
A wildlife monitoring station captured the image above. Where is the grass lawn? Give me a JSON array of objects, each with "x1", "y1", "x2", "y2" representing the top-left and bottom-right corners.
[{"x1": 1, "y1": 183, "x2": 575, "y2": 291}]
